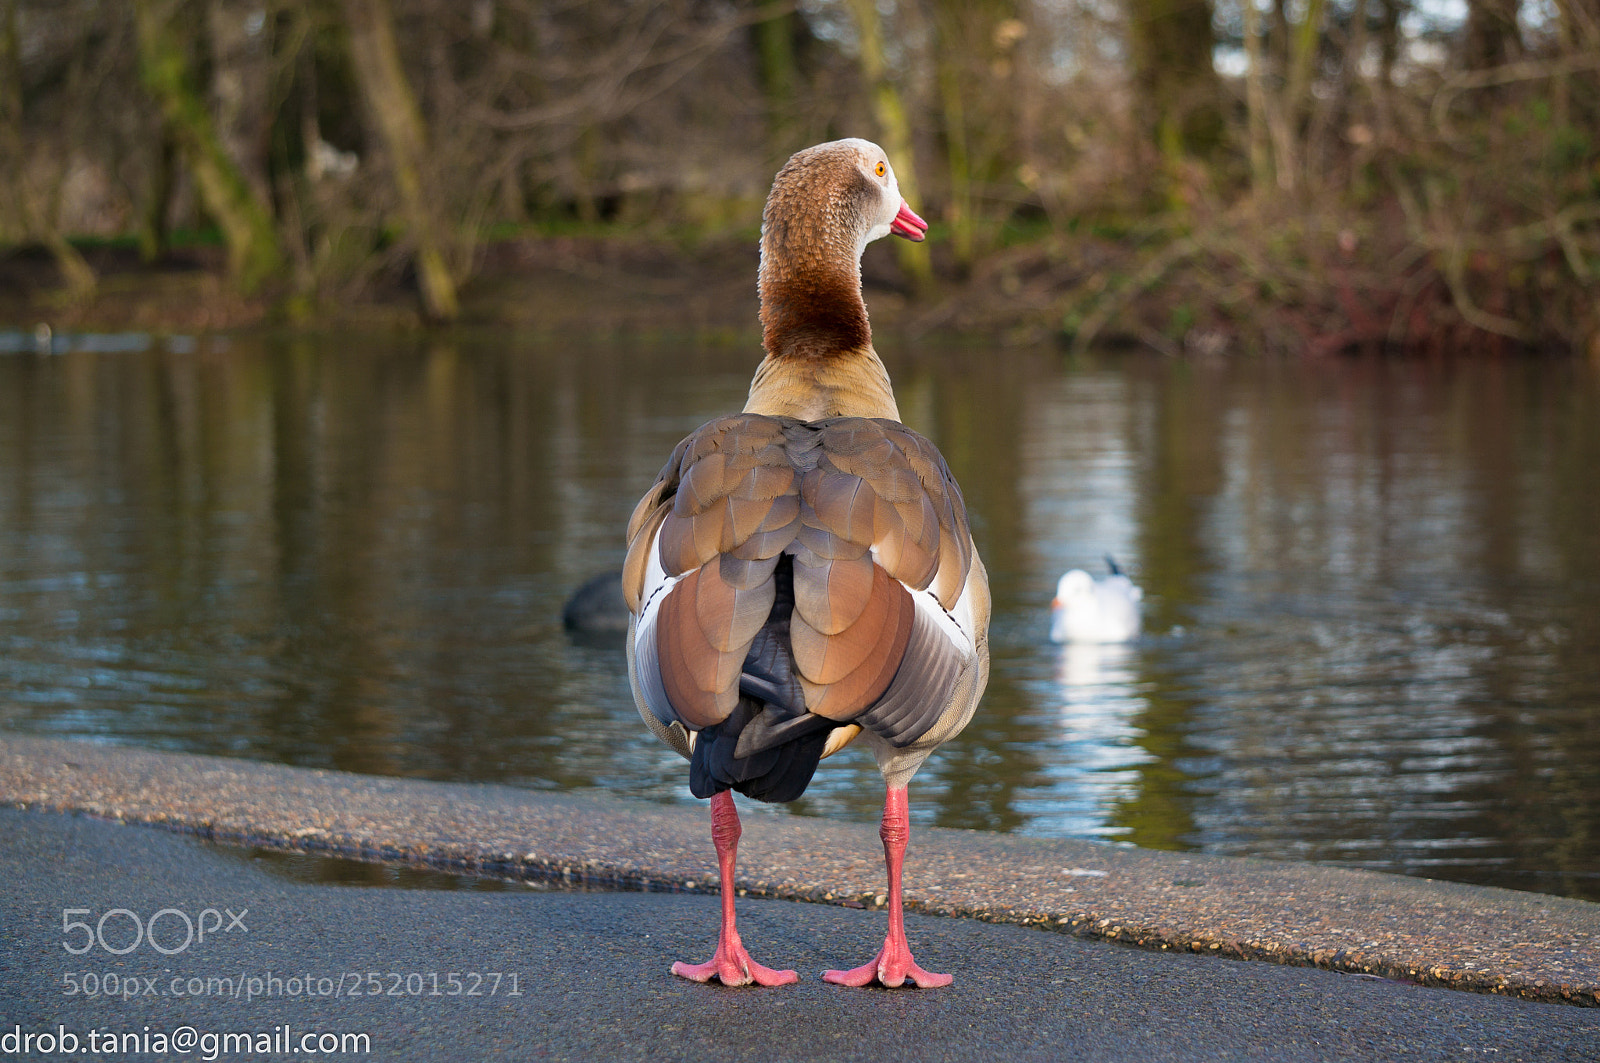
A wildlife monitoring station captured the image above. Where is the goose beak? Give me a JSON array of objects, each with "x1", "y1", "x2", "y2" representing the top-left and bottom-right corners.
[{"x1": 890, "y1": 201, "x2": 928, "y2": 242}]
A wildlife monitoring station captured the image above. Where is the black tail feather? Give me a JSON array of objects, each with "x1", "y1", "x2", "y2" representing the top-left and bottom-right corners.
[
  {"x1": 689, "y1": 697, "x2": 828, "y2": 803},
  {"x1": 688, "y1": 553, "x2": 833, "y2": 803},
  {"x1": 688, "y1": 553, "x2": 828, "y2": 804}
]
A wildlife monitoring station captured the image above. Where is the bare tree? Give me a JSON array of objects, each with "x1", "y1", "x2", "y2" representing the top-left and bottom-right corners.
[
  {"x1": 207, "y1": 0, "x2": 273, "y2": 205},
  {"x1": 930, "y1": 0, "x2": 1024, "y2": 270},
  {"x1": 3, "y1": 0, "x2": 1596, "y2": 350},
  {"x1": 845, "y1": 0, "x2": 933, "y2": 289},
  {"x1": 341, "y1": 0, "x2": 458, "y2": 321},
  {"x1": 1124, "y1": 0, "x2": 1224, "y2": 197},
  {"x1": 754, "y1": 0, "x2": 802, "y2": 158},
  {"x1": 1463, "y1": 0, "x2": 1523, "y2": 70},
  {"x1": 1, "y1": 0, "x2": 96, "y2": 299},
  {"x1": 133, "y1": 0, "x2": 283, "y2": 293}
]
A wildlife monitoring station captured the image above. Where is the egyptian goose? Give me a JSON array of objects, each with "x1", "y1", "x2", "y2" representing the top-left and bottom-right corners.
[
  {"x1": 622, "y1": 139, "x2": 990, "y2": 988},
  {"x1": 1049, "y1": 557, "x2": 1143, "y2": 644}
]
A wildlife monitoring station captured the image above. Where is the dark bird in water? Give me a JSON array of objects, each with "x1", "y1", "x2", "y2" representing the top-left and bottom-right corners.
[{"x1": 561, "y1": 571, "x2": 630, "y2": 634}]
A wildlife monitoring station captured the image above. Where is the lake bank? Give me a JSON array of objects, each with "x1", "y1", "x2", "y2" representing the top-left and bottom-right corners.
[{"x1": 9, "y1": 230, "x2": 1598, "y2": 358}]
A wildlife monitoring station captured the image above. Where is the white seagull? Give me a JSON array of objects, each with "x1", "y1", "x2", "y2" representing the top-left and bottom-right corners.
[{"x1": 1050, "y1": 557, "x2": 1143, "y2": 644}]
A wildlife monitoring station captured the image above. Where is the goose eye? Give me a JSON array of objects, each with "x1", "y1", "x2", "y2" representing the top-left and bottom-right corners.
[{"x1": 874, "y1": 161, "x2": 886, "y2": 178}]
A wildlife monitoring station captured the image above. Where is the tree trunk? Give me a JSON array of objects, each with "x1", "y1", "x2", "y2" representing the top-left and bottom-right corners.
[
  {"x1": 0, "y1": 0, "x2": 20, "y2": 243},
  {"x1": 1463, "y1": 0, "x2": 1523, "y2": 70},
  {"x1": 936, "y1": 54, "x2": 973, "y2": 270},
  {"x1": 1561, "y1": 0, "x2": 1600, "y2": 44},
  {"x1": 1123, "y1": 0, "x2": 1224, "y2": 200},
  {"x1": 1242, "y1": 0, "x2": 1273, "y2": 194},
  {"x1": 1284, "y1": 0, "x2": 1328, "y2": 121},
  {"x1": 139, "y1": 126, "x2": 178, "y2": 262},
  {"x1": 1269, "y1": 0, "x2": 1292, "y2": 71},
  {"x1": 208, "y1": 0, "x2": 273, "y2": 206},
  {"x1": 931, "y1": 0, "x2": 1021, "y2": 272},
  {"x1": 754, "y1": 0, "x2": 800, "y2": 160},
  {"x1": 1272, "y1": 0, "x2": 1328, "y2": 192},
  {"x1": 1552, "y1": 0, "x2": 1600, "y2": 131},
  {"x1": 0, "y1": 0, "x2": 96, "y2": 299},
  {"x1": 1375, "y1": 0, "x2": 1403, "y2": 88},
  {"x1": 341, "y1": 0, "x2": 459, "y2": 322},
  {"x1": 844, "y1": 0, "x2": 934, "y2": 291},
  {"x1": 134, "y1": 0, "x2": 283, "y2": 294}
]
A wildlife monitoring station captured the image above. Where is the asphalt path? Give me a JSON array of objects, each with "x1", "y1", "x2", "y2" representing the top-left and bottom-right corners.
[{"x1": 4, "y1": 808, "x2": 1598, "y2": 1062}]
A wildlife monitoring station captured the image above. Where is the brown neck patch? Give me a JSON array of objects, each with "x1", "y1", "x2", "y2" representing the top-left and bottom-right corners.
[{"x1": 760, "y1": 269, "x2": 872, "y2": 361}]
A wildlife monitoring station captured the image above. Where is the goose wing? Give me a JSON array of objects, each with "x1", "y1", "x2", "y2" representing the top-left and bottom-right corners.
[{"x1": 625, "y1": 414, "x2": 983, "y2": 765}]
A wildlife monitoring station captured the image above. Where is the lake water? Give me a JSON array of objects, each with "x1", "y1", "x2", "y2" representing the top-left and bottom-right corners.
[{"x1": 2, "y1": 333, "x2": 1597, "y2": 902}]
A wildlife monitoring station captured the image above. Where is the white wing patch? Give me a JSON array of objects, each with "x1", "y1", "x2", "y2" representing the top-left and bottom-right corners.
[
  {"x1": 633, "y1": 523, "x2": 684, "y2": 660},
  {"x1": 899, "y1": 562, "x2": 979, "y2": 660}
]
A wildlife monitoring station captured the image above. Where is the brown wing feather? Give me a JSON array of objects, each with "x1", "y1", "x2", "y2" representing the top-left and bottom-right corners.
[
  {"x1": 900, "y1": 431, "x2": 974, "y2": 608},
  {"x1": 657, "y1": 567, "x2": 743, "y2": 726},
  {"x1": 786, "y1": 419, "x2": 972, "y2": 718},
  {"x1": 808, "y1": 420, "x2": 970, "y2": 598},
  {"x1": 695, "y1": 555, "x2": 776, "y2": 653},
  {"x1": 731, "y1": 493, "x2": 801, "y2": 561},
  {"x1": 654, "y1": 570, "x2": 714, "y2": 726},
  {"x1": 805, "y1": 469, "x2": 877, "y2": 543},
  {"x1": 798, "y1": 565, "x2": 915, "y2": 719},
  {"x1": 791, "y1": 553, "x2": 876, "y2": 636},
  {"x1": 790, "y1": 557, "x2": 893, "y2": 687},
  {"x1": 627, "y1": 413, "x2": 975, "y2": 739},
  {"x1": 718, "y1": 552, "x2": 780, "y2": 590}
]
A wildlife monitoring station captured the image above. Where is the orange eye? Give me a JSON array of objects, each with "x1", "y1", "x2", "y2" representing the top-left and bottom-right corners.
[{"x1": 875, "y1": 161, "x2": 886, "y2": 177}]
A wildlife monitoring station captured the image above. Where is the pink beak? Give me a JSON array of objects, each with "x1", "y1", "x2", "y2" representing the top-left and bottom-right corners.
[{"x1": 890, "y1": 201, "x2": 928, "y2": 242}]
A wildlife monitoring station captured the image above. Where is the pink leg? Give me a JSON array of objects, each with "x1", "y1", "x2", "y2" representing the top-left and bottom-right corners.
[
  {"x1": 822, "y1": 786, "x2": 952, "y2": 988},
  {"x1": 671, "y1": 790, "x2": 798, "y2": 987}
]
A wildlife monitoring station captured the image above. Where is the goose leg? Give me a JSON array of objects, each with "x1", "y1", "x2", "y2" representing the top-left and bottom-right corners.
[
  {"x1": 671, "y1": 790, "x2": 798, "y2": 986},
  {"x1": 822, "y1": 786, "x2": 952, "y2": 988}
]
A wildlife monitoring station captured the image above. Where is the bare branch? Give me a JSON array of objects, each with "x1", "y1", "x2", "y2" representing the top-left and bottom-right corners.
[{"x1": 1431, "y1": 50, "x2": 1600, "y2": 137}]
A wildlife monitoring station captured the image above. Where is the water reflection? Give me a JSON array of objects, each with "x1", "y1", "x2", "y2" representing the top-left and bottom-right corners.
[
  {"x1": 0, "y1": 338, "x2": 1596, "y2": 901},
  {"x1": 1043, "y1": 642, "x2": 1155, "y2": 840}
]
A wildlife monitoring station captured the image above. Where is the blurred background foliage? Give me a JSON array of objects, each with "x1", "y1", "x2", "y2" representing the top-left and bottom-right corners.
[{"x1": 1, "y1": 0, "x2": 1597, "y2": 352}]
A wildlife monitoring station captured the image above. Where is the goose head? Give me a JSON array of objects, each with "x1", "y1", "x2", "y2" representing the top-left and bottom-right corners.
[
  {"x1": 746, "y1": 140, "x2": 928, "y2": 419},
  {"x1": 762, "y1": 138, "x2": 927, "y2": 265}
]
